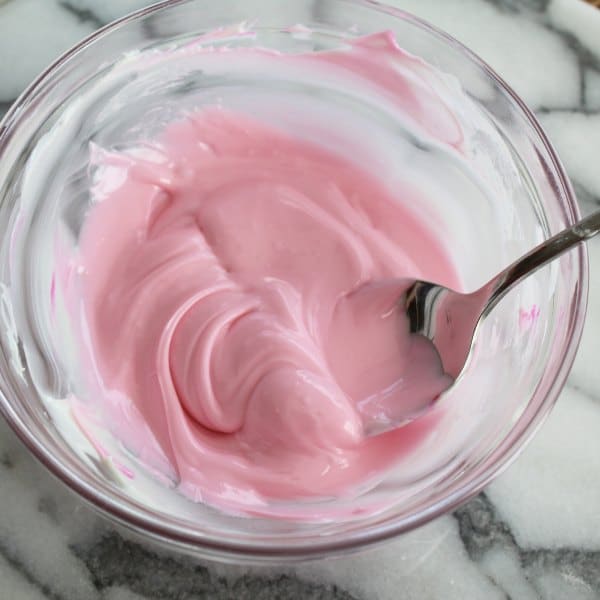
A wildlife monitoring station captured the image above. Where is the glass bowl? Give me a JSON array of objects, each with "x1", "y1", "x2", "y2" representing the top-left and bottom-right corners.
[{"x1": 0, "y1": 0, "x2": 587, "y2": 562}]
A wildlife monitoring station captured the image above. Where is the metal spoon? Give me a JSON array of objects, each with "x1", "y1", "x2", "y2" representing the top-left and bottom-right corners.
[{"x1": 374, "y1": 209, "x2": 599, "y2": 435}]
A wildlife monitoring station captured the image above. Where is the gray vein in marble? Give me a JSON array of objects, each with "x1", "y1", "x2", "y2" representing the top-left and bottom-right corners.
[
  {"x1": 0, "y1": 541, "x2": 65, "y2": 600},
  {"x1": 536, "y1": 106, "x2": 600, "y2": 116},
  {"x1": 37, "y1": 495, "x2": 61, "y2": 525},
  {"x1": 544, "y1": 19, "x2": 600, "y2": 72},
  {"x1": 455, "y1": 494, "x2": 600, "y2": 597},
  {"x1": 0, "y1": 449, "x2": 14, "y2": 468},
  {"x1": 74, "y1": 534, "x2": 359, "y2": 600},
  {"x1": 58, "y1": 0, "x2": 104, "y2": 28},
  {"x1": 482, "y1": 0, "x2": 545, "y2": 15},
  {"x1": 542, "y1": 4, "x2": 600, "y2": 115},
  {"x1": 0, "y1": 101, "x2": 12, "y2": 120},
  {"x1": 485, "y1": 0, "x2": 600, "y2": 114},
  {"x1": 572, "y1": 180, "x2": 600, "y2": 211},
  {"x1": 565, "y1": 378, "x2": 600, "y2": 407},
  {"x1": 543, "y1": 26, "x2": 600, "y2": 109}
]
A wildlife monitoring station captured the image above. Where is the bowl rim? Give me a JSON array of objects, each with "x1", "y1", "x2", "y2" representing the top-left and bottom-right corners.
[{"x1": 0, "y1": 0, "x2": 589, "y2": 561}]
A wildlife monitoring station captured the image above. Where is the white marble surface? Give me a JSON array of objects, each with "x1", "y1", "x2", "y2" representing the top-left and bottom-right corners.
[{"x1": 1, "y1": 0, "x2": 600, "y2": 598}]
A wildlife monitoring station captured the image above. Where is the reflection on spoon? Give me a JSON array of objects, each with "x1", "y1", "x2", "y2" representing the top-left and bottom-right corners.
[{"x1": 358, "y1": 209, "x2": 600, "y2": 436}]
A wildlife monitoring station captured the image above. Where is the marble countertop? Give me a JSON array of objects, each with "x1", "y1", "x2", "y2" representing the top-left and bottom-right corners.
[{"x1": 1, "y1": 0, "x2": 600, "y2": 598}]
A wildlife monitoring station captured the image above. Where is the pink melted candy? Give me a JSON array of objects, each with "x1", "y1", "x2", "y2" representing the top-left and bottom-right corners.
[{"x1": 77, "y1": 33, "x2": 462, "y2": 514}]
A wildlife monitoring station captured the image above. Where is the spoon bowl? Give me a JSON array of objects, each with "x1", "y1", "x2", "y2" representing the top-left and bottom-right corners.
[{"x1": 367, "y1": 209, "x2": 600, "y2": 435}]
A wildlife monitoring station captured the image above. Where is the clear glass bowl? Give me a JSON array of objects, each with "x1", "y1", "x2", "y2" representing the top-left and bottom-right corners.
[{"x1": 0, "y1": 0, "x2": 587, "y2": 562}]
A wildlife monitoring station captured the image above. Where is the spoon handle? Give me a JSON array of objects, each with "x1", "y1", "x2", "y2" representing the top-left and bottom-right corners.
[{"x1": 484, "y1": 209, "x2": 600, "y2": 312}]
